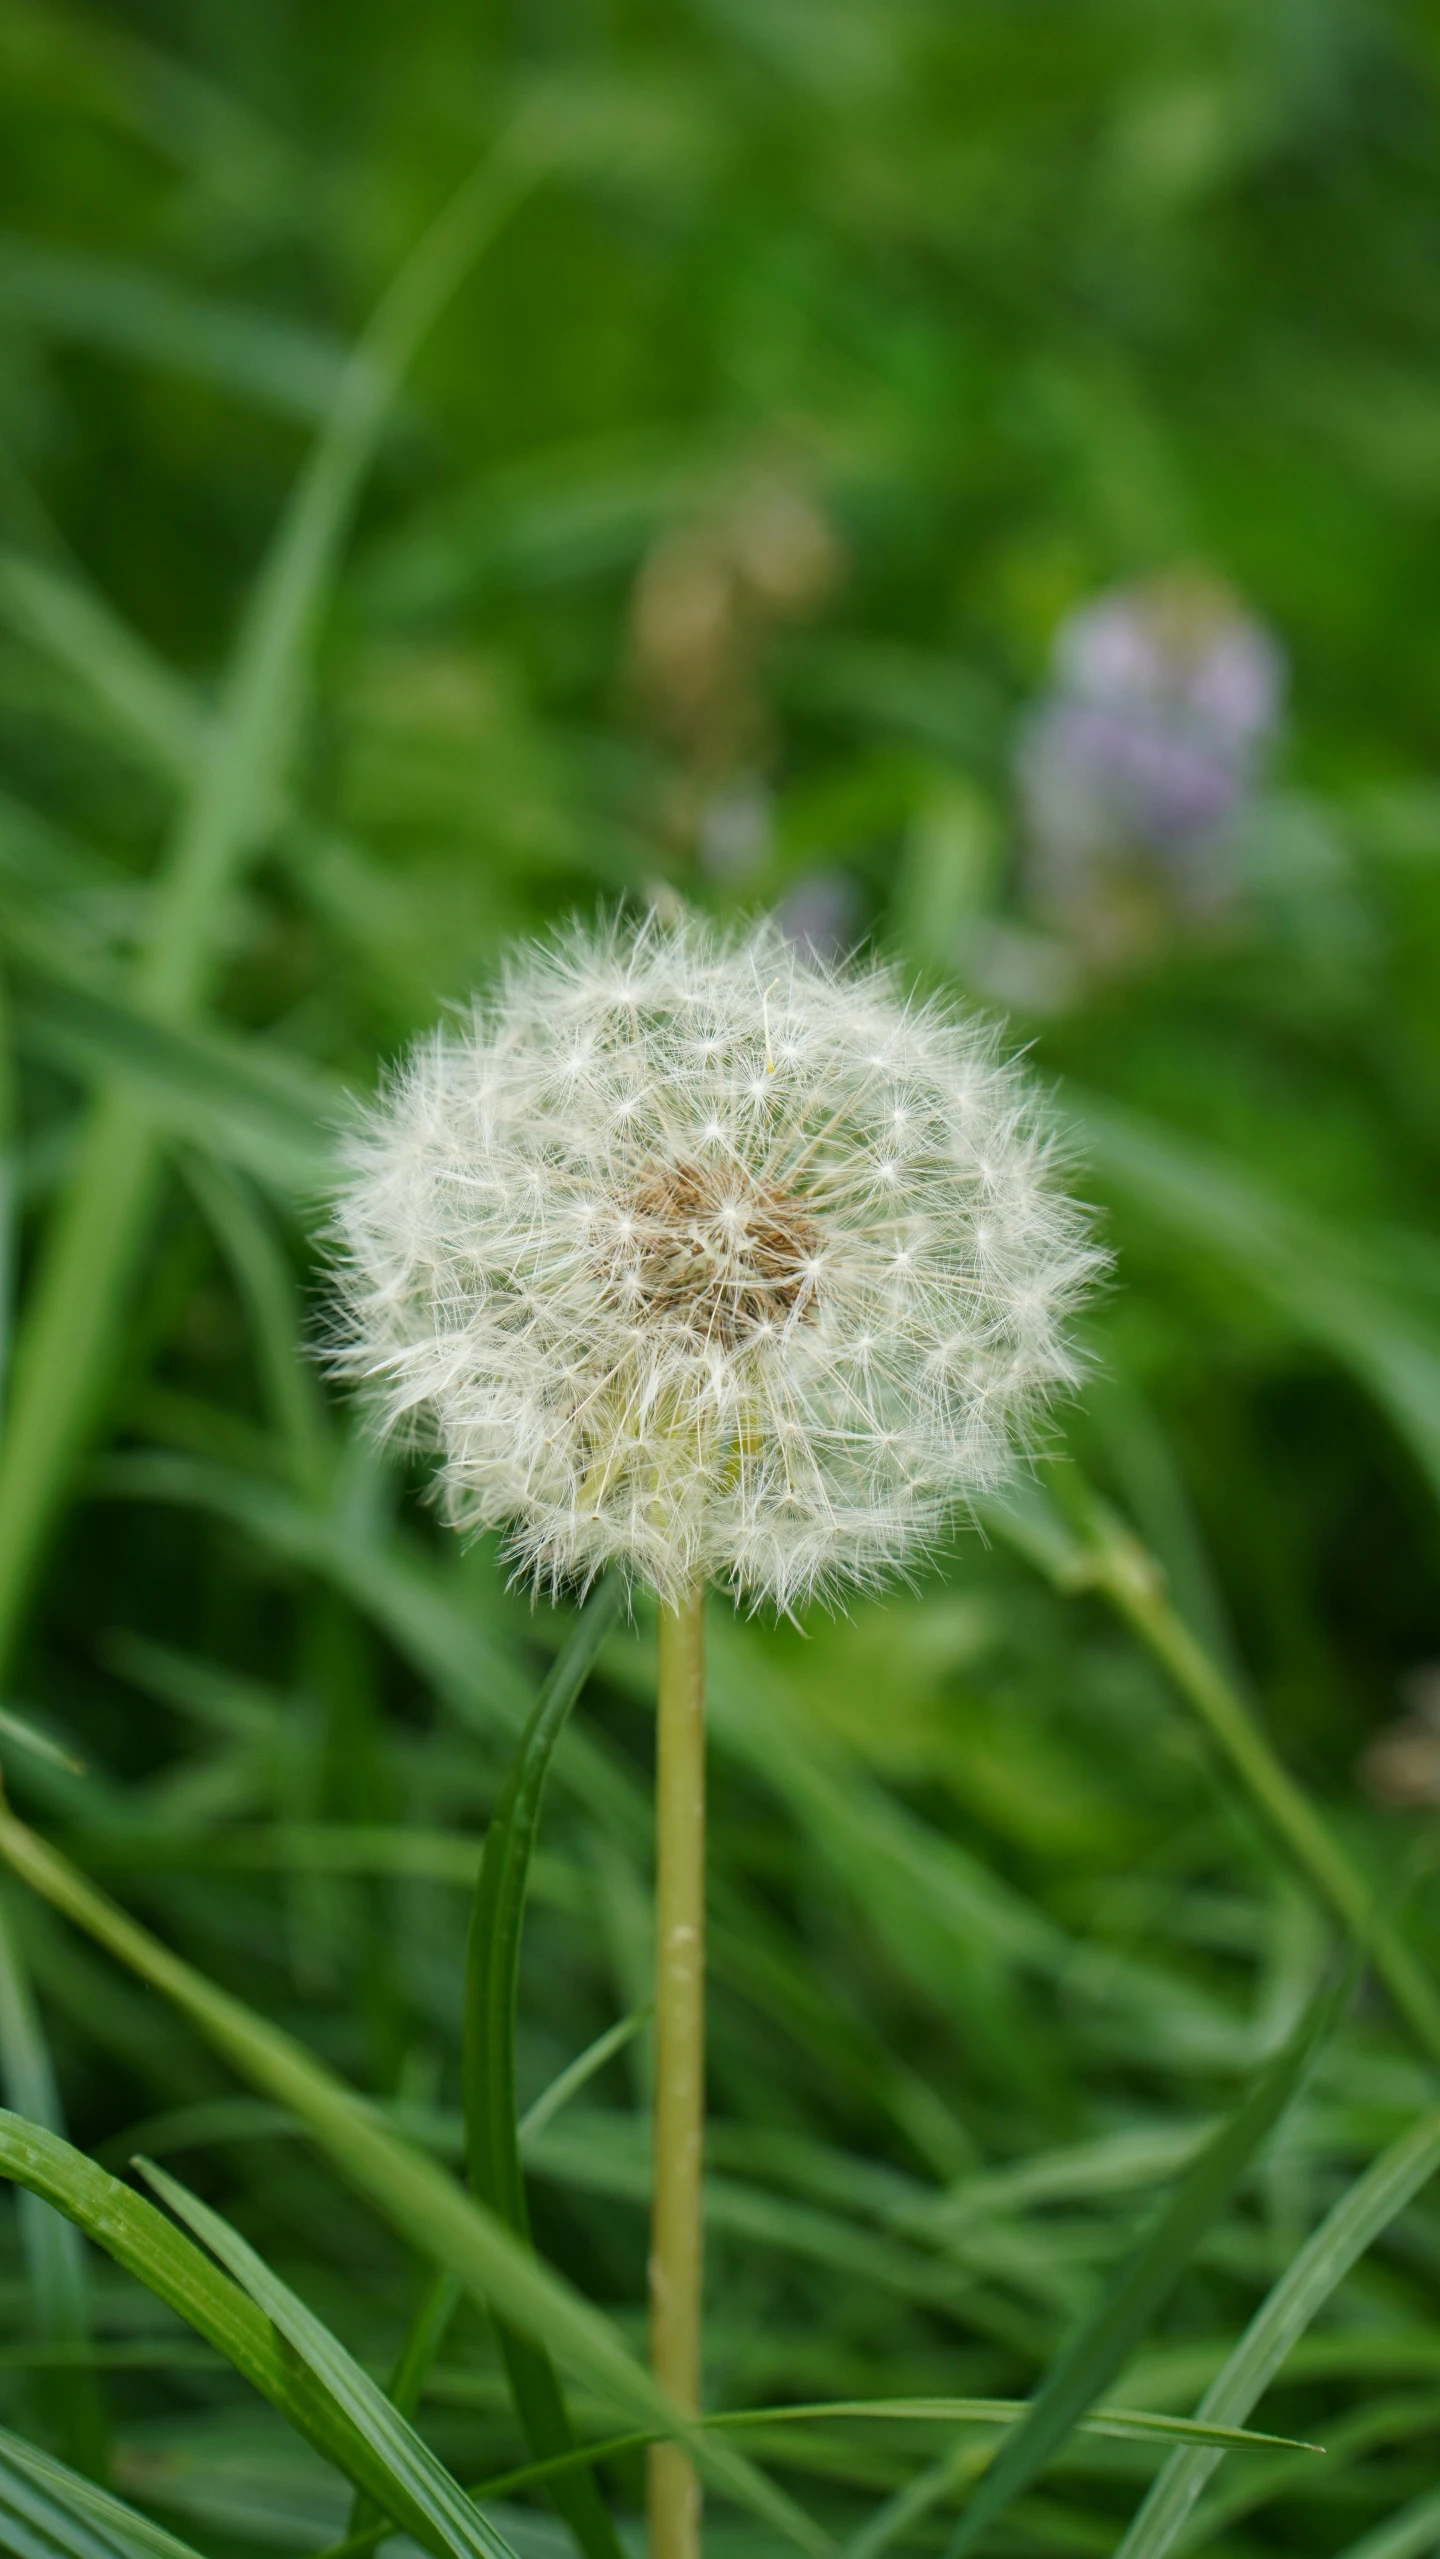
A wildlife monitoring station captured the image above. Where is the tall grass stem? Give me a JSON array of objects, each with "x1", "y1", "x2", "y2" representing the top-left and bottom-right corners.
[{"x1": 1088, "y1": 1516, "x2": 1440, "y2": 2071}]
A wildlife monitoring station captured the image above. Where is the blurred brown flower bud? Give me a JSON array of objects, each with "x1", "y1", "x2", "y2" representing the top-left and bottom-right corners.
[
  {"x1": 628, "y1": 469, "x2": 843, "y2": 780},
  {"x1": 725, "y1": 479, "x2": 843, "y2": 619}
]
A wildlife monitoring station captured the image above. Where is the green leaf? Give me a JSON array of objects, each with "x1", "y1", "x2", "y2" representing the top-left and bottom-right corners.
[
  {"x1": 1115, "y1": 2103, "x2": 1440, "y2": 2559},
  {"x1": 0, "y1": 1800, "x2": 830, "y2": 2557},
  {"x1": 0, "y1": 1890, "x2": 107, "y2": 2478},
  {"x1": 0, "y1": 2421, "x2": 209, "y2": 2559},
  {"x1": 0, "y1": 2110, "x2": 457, "y2": 2552},
  {"x1": 462, "y1": 1578, "x2": 628, "y2": 2559},
  {"x1": 941, "y1": 1964, "x2": 1350, "y2": 2557},
  {"x1": 136, "y1": 2159, "x2": 521, "y2": 2559}
]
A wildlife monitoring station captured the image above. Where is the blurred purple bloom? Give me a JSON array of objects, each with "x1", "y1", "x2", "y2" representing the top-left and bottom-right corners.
[
  {"x1": 1017, "y1": 571, "x2": 1285, "y2": 951},
  {"x1": 1053, "y1": 581, "x2": 1282, "y2": 748}
]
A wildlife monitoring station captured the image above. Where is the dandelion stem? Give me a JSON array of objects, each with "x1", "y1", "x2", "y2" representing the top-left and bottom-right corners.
[{"x1": 650, "y1": 1584, "x2": 706, "y2": 2559}]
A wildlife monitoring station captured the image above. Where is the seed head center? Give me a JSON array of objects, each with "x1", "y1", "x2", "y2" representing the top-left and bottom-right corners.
[{"x1": 612, "y1": 1157, "x2": 822, "y2": 1346}]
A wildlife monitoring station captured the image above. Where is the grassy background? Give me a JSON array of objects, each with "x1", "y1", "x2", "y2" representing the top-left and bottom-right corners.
[{"x1": 2, "y1": 3, "x2": 1440, "y2": 2554}]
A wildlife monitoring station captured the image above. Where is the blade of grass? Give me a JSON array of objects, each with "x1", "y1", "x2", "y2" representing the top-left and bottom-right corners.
[
  {"x1": 0, "y1": 131, "x2": 541, "y2": 1685},
  {"x1": 138, "y1": 130, "x2": 544, "y2": 1023},
  {"x1": 0, "y1": 2420, "x2": 209, "y2": 2559},
  {"x1": 90, "y1": 1449, "x2": 648, "y2": 1856},
  {"x1": 0, "y1": 1888, "x2": 107, "y2": 2478},
  {"x1": 0, "y1": 1792, "x2": 831, "y2": 2558},
  {"x1": 1114, "y1": 2103, "x2": 1440, "y2": 2559},
  {"x1": 0, "y1": 1099, "x2": 162, "y2": 1675},
  {"x1": 0, "y1": 551, "x2": 208, "y2": 786},
  {"x1": 1329, "y1": 2484, "x2": 1440, "y2": 2559},
  {"x1": 379, "y1": 2267, "x2": 464, "y2": 2418},
  {"x1": 462, "y1": 1577, "x2": 628, "y2": 2559},
  {"x1": 88, "y1": 2011, "x2": 647, "y2": 2153},
  {"x1": 519, "y1": 2009, "x2": 650, "y2": 2144},
  {"x1": 345, "y1": 2269, "x2": 463, "y2": 2546},
  {"x1": 181, "y1": 1158, "x2": 329, "y2": 1494},
  {"x1": 1136, "y1": 2385, "x2": 1440, "y2": 2554},
  {"x1": 0, "y1": 2110, "x2": 462, "y2": 2551},
  {"x1": 90, "y1": 1449, "x2": 534, "y2": 1727},
  {"x1": 137, "y1": 2159, "x2": 522, "y2": 2559},
  {"x1": 470, "y1": 2399, "x2": 1322, "y2": 2483},
  {"x1": 0, "y1": 1708, "x2": 83, "y2": 1779},
  {"x1": 694, "y1": 1624, "x2": 1251, "y2": 2101},
  {"x1": 0, "y1": 242, "x2": 351, "y2": 423},
  {"x1": 702, "y1": 1613, "x2": 1064, "y2": 1982},
  {"x1": 7, "y1": 960, "x2": 337, "y2": 1194},
  {"x1": 838, "y1": 2445, "x2": 988, "y2": 2559},
  {"x1": 312, "y1": 2397, "x2": 1320, "y2": 2559},
  {"x1": 981, "y1": 1474, "x2": 1440, "y2": 2072},
  {"x1": 938, "y1": 1963, "x2": 1349, "y2": 2558}
]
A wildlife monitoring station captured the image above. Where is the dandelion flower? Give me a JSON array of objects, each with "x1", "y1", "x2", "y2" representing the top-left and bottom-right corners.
[
  {"x1": 331, "y1": 909, "x2": 1098, "y2": 1613},
  {"x1": 329, "y1": 906, "x2": 1099, "y2": 2559}
]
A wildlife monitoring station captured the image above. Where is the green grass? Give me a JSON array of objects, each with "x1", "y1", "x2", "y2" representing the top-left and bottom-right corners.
[{"x1": 1, "y1": 4, "x2": 1440, "y2": 2554}]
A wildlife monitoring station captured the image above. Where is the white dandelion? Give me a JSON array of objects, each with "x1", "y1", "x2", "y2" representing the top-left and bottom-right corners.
[
  {"x1": 328, "y1": 908, "x2": 1099, "y2": 2559},
  {"x1": 330, "y1": 909, "x2": 1099, "y2": 1615}
]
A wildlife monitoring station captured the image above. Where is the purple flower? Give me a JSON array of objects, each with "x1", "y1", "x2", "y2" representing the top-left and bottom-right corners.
[{"x1": 1017, "y1": 570, "x2": 1285, "y2": 950}]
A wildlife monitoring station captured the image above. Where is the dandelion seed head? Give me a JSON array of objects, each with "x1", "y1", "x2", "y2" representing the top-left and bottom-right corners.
[{"x1": 329, "y1": 912, "x2": 1102, "y2": 1610}]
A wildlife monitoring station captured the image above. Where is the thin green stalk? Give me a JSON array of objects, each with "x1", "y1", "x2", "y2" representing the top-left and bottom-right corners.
[
  {"x1": 1080, "y1": 1503, "x2": 1440, "y2": 2073},
  {"x1": 984, "y1": 1478, "x2": 1440, "y2": 2073},
  {"x1": 650, "y1": 1586, "x2": 707, "y2": 2559}
]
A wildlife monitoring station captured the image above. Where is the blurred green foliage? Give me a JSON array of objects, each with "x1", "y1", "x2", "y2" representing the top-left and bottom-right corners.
[{"x1": 0, "y1": 2, "x2": 1439, "y2": 2553}]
